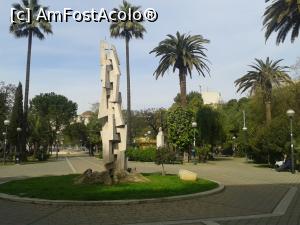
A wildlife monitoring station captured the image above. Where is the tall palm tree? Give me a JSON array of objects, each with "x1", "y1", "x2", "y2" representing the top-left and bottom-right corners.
[
  {"x1": 150, "y1": 32, "x2": 210, "y2": 107},
  {"x1": 263, "y1": 0, "x2": 300, "y2": 44},
  {"x1": 110, "y1": 0, "x2": 146, "y2": 146},
  {"x1": 235, "y1": 57, "x2": 292, "y2": 124},
  {"x1": 10, "y1": 0, "x2": 52, "y2": 118}
]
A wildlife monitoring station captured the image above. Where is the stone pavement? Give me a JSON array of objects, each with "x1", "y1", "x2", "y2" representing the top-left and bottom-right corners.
[{"x1": 0, "y1": 155, "x2": 299, "y2": 225}]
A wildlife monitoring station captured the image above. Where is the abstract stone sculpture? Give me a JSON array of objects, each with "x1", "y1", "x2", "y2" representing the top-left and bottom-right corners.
[{"x1": 98, "y1": 41, "x2": 127, "y2": 173}]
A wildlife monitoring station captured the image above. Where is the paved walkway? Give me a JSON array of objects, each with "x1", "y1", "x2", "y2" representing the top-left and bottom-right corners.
[{"x1": 0, "y1": 155, "x2": 299, "y2": 225}]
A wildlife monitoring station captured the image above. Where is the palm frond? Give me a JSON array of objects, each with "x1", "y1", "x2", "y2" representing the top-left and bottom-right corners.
[
  {"x1": 10, "y1": 0, "x2": 52, "y2": 40},
  {"x1": 109, "y1": 0, "x2": 146, "y2": 41},
  {"x1": 150, "y1": 31, "x2": 210, "y2": 79},
  {"x1": 263, "y1": 0, "x2": 300, "y2": 44},
  {"x1": 235, "y1": 57, "x2": 292, "y2": 102}
]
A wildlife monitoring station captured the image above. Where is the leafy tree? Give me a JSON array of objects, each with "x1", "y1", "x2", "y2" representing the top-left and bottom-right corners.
[
  {"x1": 64, "y1": 123, "x2": 88, "y2": 146},
  {"x1": 0, "y1": 82, "x2": 16, "y2": 112},
  {"x1": 131, "y1": 110, "x2": 149, "y2": 139},
  {"x1": 130, "y1": 108, "x2": 168, "y2": 139},
  {"x1": 86, "y1": 112, "x2": 102, "y2": 150},
  {"x1": 140, "y1": 108, "x2": 167, "y2": 135},
  {"x1": 28, "y1": 113, "x2": 51, "y2": 159},
  {"x1": 110, "y1": 0, "x2": 146, "y2": 146},
  {"x1": 250, "y1": 116, "x2": 290, "y2": 163},
  {"x1": 150, "y1": 32, "x2": 210, "y2": 107},
  {"x1": 196, "y1": 106, "x2": 225, "y2": 149},
  {"x1": 30, "y1": 93, "x2": 77, "y2": 131},
  {"x1": 0, "y1": 82, "x2": 16, "y2": 157},
  {"x1": 235, "y1": 82, "x2": 300, "y2": 164},
  {"x1": 155, "y1": 147, "x2": 176, "y2": 176},
  {"x1": 263, "y1": 0, "x2": 300, "y2": 44},
  {"x1": 196, "y1": 145, "x2": 210, "y2": 162},
  {"x1": 173, "y1": 91, "x2": 203, "y2": 114},
  {"x1": 235, "y1": 57, "x2": 292, "y2": 124},
  {"x1": 8, "y1": 83, "x2": 25, "y2": 160},
  {"x1": 167, "y1": 106, "x2": 194, "y2": 153},
  {"x1": 10, "y1": 0, "x2": 52, "y2": 118},
  {"x1": 220, "y1": 98, "x2": 250, "y2": 138},
  {"x1": 28, "y1": 93, "x2": 77, "y2": 158}
]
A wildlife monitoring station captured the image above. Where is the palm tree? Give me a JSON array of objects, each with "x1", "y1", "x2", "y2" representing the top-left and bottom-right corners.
[
  {"x1": 110, "y1": 0, "x2": 146, "y2": 146},
  {"x1": 150, "y1": 32, "x2": 210, "y2": 107},
  {"x1": 10, "y1": 0, "x2": 52, "y2": 118},
  {"x1": 235, "y1": 57, "x2": 292, "y2": 124},
  {"x1": 263, "y1": 0, "x2": 300, "y2": 44}
]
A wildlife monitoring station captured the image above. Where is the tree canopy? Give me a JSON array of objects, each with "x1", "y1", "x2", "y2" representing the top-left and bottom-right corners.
[
  {"x1": 30, "y1": 92, "x2": 78, "y2": 131},
  {"x1": 167, "y1": 106, "x2": 194, "y2": 152},
  {"x1": 150, "y1": 32, "x2": 210, "y2": 106}
]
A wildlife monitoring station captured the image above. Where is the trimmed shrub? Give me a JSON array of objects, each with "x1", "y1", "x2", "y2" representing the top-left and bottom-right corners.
[
  {"x1": 126, "y1": 147, "x2": 156, "y2": 162},
  {"x1": 196, "y1": 145, "x2": 210, "y2": 162}
]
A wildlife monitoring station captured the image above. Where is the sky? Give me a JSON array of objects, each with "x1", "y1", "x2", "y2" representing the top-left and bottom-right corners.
[{"x1": 1, "y1": 0, "x2": 300, "y2": 114}]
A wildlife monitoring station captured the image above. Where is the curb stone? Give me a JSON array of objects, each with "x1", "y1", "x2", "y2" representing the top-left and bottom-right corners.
[{"x1": 0, "y1": 180, "x2": 225, "y2": 206}]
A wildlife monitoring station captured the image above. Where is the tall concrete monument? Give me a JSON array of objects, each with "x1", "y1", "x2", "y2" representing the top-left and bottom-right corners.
[{"x1": 98, "y1": 41, "x2": 127, "y2": 172}]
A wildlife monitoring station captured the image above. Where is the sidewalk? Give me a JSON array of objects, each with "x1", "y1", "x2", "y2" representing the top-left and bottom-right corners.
[{"x1": 0, "y1": 157, "x2": 299, "y2": 225}]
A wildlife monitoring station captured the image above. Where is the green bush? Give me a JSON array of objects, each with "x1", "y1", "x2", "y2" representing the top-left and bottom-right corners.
[
  {"x1": 126, "y1": 147, "x2": 156, "y2": 162},
  {"x1": 250, "y1": 117, "x2": 290, "y2": 164},
  {"x1": 167, "y1": 106, "x2": 194, "y2": 152},
  {"x1": 36, "y1": 146, "x2": 49, "y2": 161},
  {"x1": 221, "y1": 142, "x2": 234, "y2": 156},
  {"x1": 196, "y1": 145, "x2": 210, "y2": 162},
  {"x1": 155, "y1": 147, "x2": 177, "y2": 175},
  {"x1": 155, "y1": 147, "x2": 177, "y2": 164}
]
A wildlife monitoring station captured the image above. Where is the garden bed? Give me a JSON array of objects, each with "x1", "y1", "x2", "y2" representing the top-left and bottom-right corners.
[{"x1": 0, "y1": 174, "x2": 218, "y2": 201}]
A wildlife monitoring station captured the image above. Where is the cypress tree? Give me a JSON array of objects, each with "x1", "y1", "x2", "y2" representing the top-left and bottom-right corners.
[
  {"x1": 0, "y1": 93, "x2": 6, "y2": 142},
  {"x1": 9, "y1": 83, "x2": 25, "y2": 161}
]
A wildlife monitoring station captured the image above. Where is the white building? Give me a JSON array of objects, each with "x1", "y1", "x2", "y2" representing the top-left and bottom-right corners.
[
  {"x1": 76, "y1": 111, "x2": 93, "y2": 125},
  {"x1": 201, "y1": 91, "x2": 222, "y2": 107}
]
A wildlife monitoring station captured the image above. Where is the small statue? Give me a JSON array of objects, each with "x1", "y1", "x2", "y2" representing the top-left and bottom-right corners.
[{"x1": 156, "y1": 127, "x2": 165, "y2": 149}]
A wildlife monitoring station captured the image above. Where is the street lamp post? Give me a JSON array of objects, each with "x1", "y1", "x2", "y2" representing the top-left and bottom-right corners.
[
  {"x1": 192, "y1": 122, "x2": 197, "y2": 149},
  {"x1": 56, "y1": 131, "x2": 60, "y2": 160},
  {"x1": 51, "y1": 127, "x2": 56, "y2": 155},
  {"x1": 2, "y1": 132, "x2": 7, "y2": 164},
  {"x1": 16, "y1": 127, "x2": 22, "y2": 164},
  {"x1": 3, "y1": 120, "x2": 10, "y2": 165},
  {"x1": 232, "y1": 136, "x2": 236, "y2": 154},
  {"x1": 242, "y1": 111, "x2": 248, "y2": 160},
  {"x1": 286, "y1": 109, "x2": 296, "y2": 174},
  {"x1": 79, "y1": 139, "x2": 82, "y2": 150},
  {"x1": 242, "y1": 110, "x2": 248, "y2": 132},
  {"x1": 192, "y1": 122, "x2": 197, "y2": 162}
]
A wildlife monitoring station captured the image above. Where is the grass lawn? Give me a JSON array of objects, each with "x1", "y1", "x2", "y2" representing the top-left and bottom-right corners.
[{"x1": 0, "y1": 174, "x2": 218, "y2": 201}]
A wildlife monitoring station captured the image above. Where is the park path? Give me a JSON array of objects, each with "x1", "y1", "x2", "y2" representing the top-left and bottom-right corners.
[{"x1": 0, "y1": 155, "x2": 299, "y2": 225}]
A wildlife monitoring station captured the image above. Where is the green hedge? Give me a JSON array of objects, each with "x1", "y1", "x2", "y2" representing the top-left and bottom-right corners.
[{"x1": 126, "y1": 147, "x2": 156, "y2": 162}]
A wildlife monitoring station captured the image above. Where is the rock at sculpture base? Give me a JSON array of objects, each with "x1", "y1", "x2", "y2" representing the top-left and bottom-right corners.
[
  {"x1": 118, "y1": 172, "x2": 150, "y2": 184},
  {"x1": 74, "y1": 169, "x2": 112, "y2": 186},
  {"x1": 75, "y1": 168, "x2": 150, "y2": 186},
  {"x1": 178, "y1": 169, "x2": 198, "y2": 181}
]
